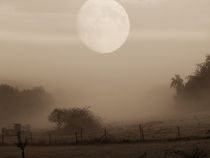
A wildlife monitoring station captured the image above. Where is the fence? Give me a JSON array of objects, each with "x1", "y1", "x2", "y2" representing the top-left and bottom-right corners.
[{"x1": 1, "y1": 123, "x2": 210, "y2": 145}]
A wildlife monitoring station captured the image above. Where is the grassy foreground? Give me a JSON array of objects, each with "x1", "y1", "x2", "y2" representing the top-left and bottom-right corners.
[{"x1": 1, "y1": 139, "x2": 210, "y2": 158}]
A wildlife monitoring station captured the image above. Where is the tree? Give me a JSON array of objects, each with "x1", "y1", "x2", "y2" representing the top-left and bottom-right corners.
[
  {"x1": 0, "y1": 84, "x2": 54, "y2": 124},
  {"x1": 171, "y1": 74, "x2": 184, "y2": 96},
  {"x1": 184, "y1": 55, "x2": 210, "y2": 93},
  {"x1": 48, "y1": 109, "x2": 65, "y2": 129},
  {"x1": 171, "y1": 55, "x2": 210, "y2": 109},
  {"x1": 49, "y1": 107, "x2": 102, "y2": 132}
]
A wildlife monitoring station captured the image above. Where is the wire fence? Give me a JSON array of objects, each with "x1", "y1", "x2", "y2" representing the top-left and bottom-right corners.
[{"x1": 1, "y1": 123, "x2": 210, "y2": 146}]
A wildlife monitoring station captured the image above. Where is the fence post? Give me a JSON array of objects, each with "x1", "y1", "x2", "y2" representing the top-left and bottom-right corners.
[
  {"x1": 139, "y1": 124, "x2": 145, "y2": 141},
  {"x1": 75, "y1": 131, "x2": 78, "y2": 144},
  {"x1": 1, "y1": 134, "x2": 4, "y2": 145},
  {"x1": 177, "y1": 126, "x2": 181, "y2": 138},
  {"x1": 142, "y1": 126, "x2": 145, "y2": 141},
  {"x1": 30, "y1": 132, "x2": 33, "y2": 144},
  {"x1": 80, "y1": 128, "x2": 83, "y2": 142},
  {"x1": 48, "y1": 133, "x2": 52, "y2": 145},
  {"x1": 104, "y1": 128, "x2": 107, "y2": 141},
  {"x1": 139, "y1": 124, "x2": 142, "y2": 141}
]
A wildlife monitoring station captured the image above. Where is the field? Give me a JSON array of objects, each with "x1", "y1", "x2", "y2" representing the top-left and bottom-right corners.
[
  {"x1": 2, "y1": 112, "x2": 210, "y2": 158},
  {"x1": 1, "y1": 140, "x2": 210, "y2": 158}
]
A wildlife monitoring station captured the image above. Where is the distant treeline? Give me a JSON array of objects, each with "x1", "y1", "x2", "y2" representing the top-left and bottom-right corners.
[
  {"x1": 0, "y1": 84, "x2": 54, "y2": 124},
  {"x1": 171, "y1": 55, "x2": 210, "y2": 110}
]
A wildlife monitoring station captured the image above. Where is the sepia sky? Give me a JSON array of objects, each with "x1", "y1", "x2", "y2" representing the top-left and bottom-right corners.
[{"x1": 0, "y1": 0, "x2": 210, "y2": 121}]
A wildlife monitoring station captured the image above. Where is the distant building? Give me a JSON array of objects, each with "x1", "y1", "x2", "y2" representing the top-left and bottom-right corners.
[{"x1": 2, "y1": 123, "x2": 31, "y2": 136}]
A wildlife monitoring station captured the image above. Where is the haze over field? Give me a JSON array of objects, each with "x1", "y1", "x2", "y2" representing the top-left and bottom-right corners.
[{"x1": 0, "y1": 0, "x2": 210, "y2": 124}]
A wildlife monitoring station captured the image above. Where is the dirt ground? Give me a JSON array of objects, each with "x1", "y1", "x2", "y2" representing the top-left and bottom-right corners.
[{"x1": 1, "y1": 139, "x2": 210, "y2": 158}]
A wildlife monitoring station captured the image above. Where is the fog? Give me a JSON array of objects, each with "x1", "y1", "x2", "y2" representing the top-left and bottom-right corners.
[
  {"x1": 0, "y1": 0, "x2": 210, "y2": 126},
  {"x1": 0, "y1": 39, "x2": 209, "y2": 122}
]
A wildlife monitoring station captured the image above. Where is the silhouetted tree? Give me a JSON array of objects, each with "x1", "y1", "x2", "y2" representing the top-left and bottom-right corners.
[
  {"x1": 48, "y1": 108, "x2": 65, "y2": 129},
  {"x1": 16, "y1": 131, "x2": 27, "y2": 158},
  {"x1": 171, "y1": 55, "x2": 210, "y2": 109},
  {"x1": 49, "y1": 107, "x2": 102, "y2": 133},
  {"x1": 185, "y1": 55, "x2": 210, "y2": 93},
  {"x1": 171, "y1": 74, "x2": 184, "y2": 96}
]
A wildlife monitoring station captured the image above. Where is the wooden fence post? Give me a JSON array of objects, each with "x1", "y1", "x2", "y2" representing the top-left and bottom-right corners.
[
  {"x1": 30, "y1": 132, "x2": 33, "y2": 144},
  {"x1": 177, "y1": 126, "x2": 181, "y2": 138},
  {"x1": 1, "y1": 134, "x2": 4, "y2": 145},
  {"x1": 104, "y1": 128, "x2": 107, "y2": 139},
  {"x1": 142, "y1": 126, "x2": 145, "y2": 141},
  {"x1": 139, "y1": 124, "x2": 145, "y2": 141},
  {"x1": 139, "y1": 124, "x2": 142, "y2": 141},
  {"x1": 48, "y1": 133, "x2": 52, "y2": 145},
  {"x1": 75, "y1": 131, "x2": 78, "y2": 144},
  {"x1": 80, "y1": 128, "x2": 83, "y2": 142},
  {"x1": 99, "y1": 127, "x2": 113, "y2": 142}
]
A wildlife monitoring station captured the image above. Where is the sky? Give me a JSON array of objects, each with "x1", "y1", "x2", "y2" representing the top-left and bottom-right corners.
[{"x1": 0, "y1": 0, "x2": 210, "y2": 121}]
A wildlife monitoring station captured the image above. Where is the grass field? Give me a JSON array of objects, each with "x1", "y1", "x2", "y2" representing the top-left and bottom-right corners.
[
  {"x1": 1, "y1": 140, "x2": 210, "y2": 158},
  {"x1": 2, "y1": 112, "x2": 210, "y2": 158}
]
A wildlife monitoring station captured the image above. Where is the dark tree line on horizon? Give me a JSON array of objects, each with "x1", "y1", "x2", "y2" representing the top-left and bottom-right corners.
[
  {"x1": 0, "y1": 84, "x2": 54, "y2": 124},
  {"x1": 0, "y1": 84, "x2": 102, "y2": 132},
  {"x1": 171, "y1": 55, "x2": 210, "y2": 110}
]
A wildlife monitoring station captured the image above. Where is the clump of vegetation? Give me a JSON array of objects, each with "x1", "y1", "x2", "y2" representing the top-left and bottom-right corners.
[
  {"x1": 49, "y1": 107, "x2": 102, "y2": 133},
  {"x1": 165, "y1": 147, "x2": 207, "y2": 158},
  {"x1": 171, "y1": 55, "x2": 210, "y2": 109},
  {"x1": 16, "y1": 131, "x2": 27, "y2": 158}
]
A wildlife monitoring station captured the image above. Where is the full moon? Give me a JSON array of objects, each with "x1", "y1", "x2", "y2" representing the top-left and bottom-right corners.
[{"x1": 77, "y1": 0, "x2": 130, "y2": 54}]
